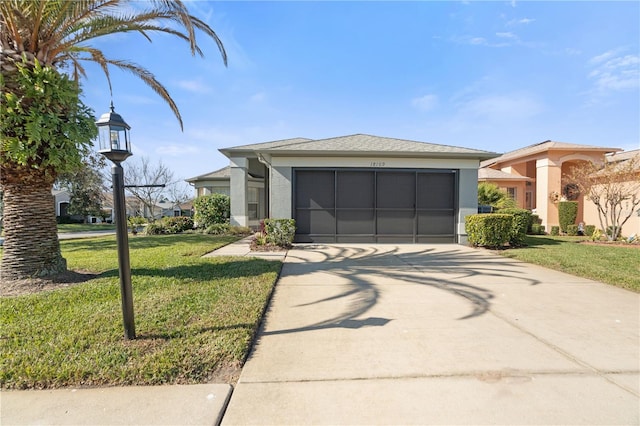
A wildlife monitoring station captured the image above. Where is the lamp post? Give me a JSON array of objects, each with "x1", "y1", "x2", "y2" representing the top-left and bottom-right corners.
[{"x1": 96, "y1": 103, "x2": 135, "y2": 340}]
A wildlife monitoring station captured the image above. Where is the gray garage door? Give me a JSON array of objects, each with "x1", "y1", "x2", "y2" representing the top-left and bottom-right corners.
[{"x1": 293, "y1": 169, "x2": 457, "y2": 243}]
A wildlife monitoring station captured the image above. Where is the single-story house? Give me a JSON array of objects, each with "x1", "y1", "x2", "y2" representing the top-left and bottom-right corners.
[
  {"x1": 190, "y1": 134, "x2": 497, "y2": 244},
  {"x1": 52, "y1": 189, "x2": 71, "y2": 217}
]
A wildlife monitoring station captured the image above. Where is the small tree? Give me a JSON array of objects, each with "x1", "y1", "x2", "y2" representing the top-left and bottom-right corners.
[
  {"x1": 568, "y1": 154, "x2": 640, "y2": 241},
  {"x1": 478, "y1": 182, "x2": 516, "y2": 210},
  {"x1": 124, "y1": 157, "x2": 173, "y2": 221},
  {"x1": 56, "y1": 152, "x2": 107, "y2": 222}
]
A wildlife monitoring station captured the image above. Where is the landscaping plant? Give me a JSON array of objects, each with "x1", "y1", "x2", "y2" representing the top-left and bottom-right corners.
[{"x1": 558, "y1": 201, "x2": 578, "y2": 233}]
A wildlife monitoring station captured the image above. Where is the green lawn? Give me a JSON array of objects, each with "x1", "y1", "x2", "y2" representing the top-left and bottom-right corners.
[
  {"x1": 498, "y1": 235, "x2": 640, "y2": 292},
  {"x1": 1, "y1": 234, "x2": 281, "y2": 389},
  {"x1": 57, "y1": 223, "x2": 116, "y2": 233}
]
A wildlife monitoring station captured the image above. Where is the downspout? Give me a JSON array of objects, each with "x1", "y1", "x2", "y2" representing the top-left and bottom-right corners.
[{"x1": 257, "y1": 153, "x2": 271, "y2": 218}]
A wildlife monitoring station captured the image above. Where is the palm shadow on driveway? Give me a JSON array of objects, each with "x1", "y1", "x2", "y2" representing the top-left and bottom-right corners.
[{"x1": 261, "y1": 244, "x2": 540, "y2": 337}]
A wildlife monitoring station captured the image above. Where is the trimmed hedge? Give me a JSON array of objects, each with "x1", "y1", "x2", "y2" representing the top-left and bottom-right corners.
[
  {"x1": 584, "y1": 225, "x2": 596, "y2": 237},
  {"x1": 465, "y1": 214, "x2": 512, "y2": 248},
  {"x1": 551, "y1": 226, "x2": 560, "y2": 236},
  {"x1": 145, "y1": 216, "x2": 193, "y2": 235},
  {"x1": 263, "y1": 218, "x2": 296, "y2": 247},
  {"x1": 558, "y1": 201, "x2": 578, "y2": 233},
  {"x1": 499, "y1": 208, "x2": 532, "y2": 246},
  {"x1": 531, "y1": 223, "x2": 545, "y2": 235},
  {"x1": 566, "y1": 224, "x2": 579, "y2": 236},
  {"x1": 194, "y1": 194, "x2": 230, "y2": 228}
]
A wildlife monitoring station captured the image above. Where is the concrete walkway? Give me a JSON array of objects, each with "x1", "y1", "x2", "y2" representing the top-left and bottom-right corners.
[
  {"x1": 222, "y1": 244, "x2": 640, "y2": 425},
  {"x1": 203, "y1": 236, "x2": 287, "y2": 261}
]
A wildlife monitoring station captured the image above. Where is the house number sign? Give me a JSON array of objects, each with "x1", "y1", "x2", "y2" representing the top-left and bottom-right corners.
[{"x1": 370, "y1": 161, "x2": 386, "y2": 167}]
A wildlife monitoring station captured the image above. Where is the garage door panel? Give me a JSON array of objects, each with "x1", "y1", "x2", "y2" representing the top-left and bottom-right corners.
[
  {"x1": 377, "y1": 210, "x2": 414, "y2": 235},
  {"x1": 295, "y1": 171, "x2": 335, "y2": 209},
  {"x1": 296, "y1": 209, "x2": 335, "y2": 235},
  {"x1": 417, "y1": 173, "x2": 455, "y2": 209},
  {"x1": 337, "y1": 171, "x2": 374, "y2": 208},
  {"x1": 336, "y1": 209, "x2": 375, "y2": 234},
  {"x1": 417, "y1": 210, "x2": 455, "y2": 235},
  {"x1": 377, "y1": 172, "x2": 415, "y2": 209}
]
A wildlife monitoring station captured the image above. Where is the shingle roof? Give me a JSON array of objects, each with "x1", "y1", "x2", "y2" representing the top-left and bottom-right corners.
[
  {"x1": 185, "y1": 166, "x2": 230, "y2": 182},
  {"x1": 481, "y1": 140, "x2": 620, "y2": 167},
  {"x1": 221, "y1": 134, "x2": 497, "y2": 159},
  {"x1": 607, "y1": 149, "x2": 639, "y2": 163},
  {"x1": 478, "y1": 168, "x2": 532, "y2": 181}
]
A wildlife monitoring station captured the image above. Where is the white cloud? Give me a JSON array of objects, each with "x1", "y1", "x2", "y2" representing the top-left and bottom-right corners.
[
  {"x1": 588, "y1": 50, "x2": 640, "y2": 92},
  {"x1": 457, "y1": 93, "x2": 543, "y2": 122},
  {"x1": 176, "y1": 79, "x2": 213, "y2": 94},
  {"x1": 496, "y1": 32, "x2": 517, "y2": 39},
  {"x1": 155, "y1": 144, "x2": 200, "y2": 157},
  {"x1": 412, "y1": 94, "x2": 439, "y2": 111},
  {"x1": 507, "y1": 17, "x2": 535, "y2": 26},
  {"x1": 470, "y1": 37, "x2": 487, "y2": 45}
]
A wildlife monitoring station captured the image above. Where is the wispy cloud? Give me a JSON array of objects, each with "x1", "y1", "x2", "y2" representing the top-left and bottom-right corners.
[
  {"x1": 249, "y1": 91, "x2": 267, "y2": 104},
  {"x1": 496, "y1": 32, "x2": 517, "y2": 39},
  {"x1": 411, "y1": 94, "x2": 438, "y2": 111},
  {"x1": 507, "y1": 17, "x2": 535, "y2": 26},
  {"x1": 176, "y1": 79, "x2": 213, "y2": 94},
  {"x1": 155, "y1": 144, "x2": 200, "y2": 157},
  {"x1": 588, "y1": 49, "x2": 640, "y2": 92},
  {"x1": 456, "y1": 93, "x2": 544, "y2": 122}
]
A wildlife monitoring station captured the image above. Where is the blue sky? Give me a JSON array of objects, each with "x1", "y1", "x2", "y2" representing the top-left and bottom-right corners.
[{"x1": 81, "y1": 1, "x2": 640, "y2": 181}]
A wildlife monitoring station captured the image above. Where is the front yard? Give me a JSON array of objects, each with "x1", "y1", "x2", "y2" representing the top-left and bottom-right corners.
[
  {"x1": 498, "y1": 235, "x2": 640, "y2": 292},
  {"x1": 0, "y1": 234, "x2": 281, "y2": 389}
]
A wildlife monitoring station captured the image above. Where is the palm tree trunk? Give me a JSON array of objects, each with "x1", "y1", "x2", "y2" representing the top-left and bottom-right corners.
[{"x1": 1, "y1": 174, "x2": 66, "y2": 280}]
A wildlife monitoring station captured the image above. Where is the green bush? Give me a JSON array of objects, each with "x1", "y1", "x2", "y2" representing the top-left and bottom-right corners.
[
  {"x1": 465, "y1": 214, "x2": 512, "y2": 248},
  {"x1": 162, "y1": 216, "x2": 194, "y2": 233},
  {"x1": 528, "y1": 214, "x2": 542, "y2": 234},
  {"x1": 499, "y1": 208, "x2": 532, "y2": 246},
  {"x1": 550, "y1": 226, "x2": 560, "y2": 236},
  {"x1": 229, "y1": 226, "x2": 252, "y2": 236},
  {"x1": 263, "y1": 218, "x2": 296, "y2": 247},
  {"x1": 566, "y1": 224, "x2": 579, "y2": 236},
  {"x1": 584, "y1": 225, "x2": 596, "y2": 237},
  {"x1": 144, "y1": 217, "x2": 193, "y2": 235},
  {"x1": 204, "y1": 223, "x2": 229, "y2": 235},
  {"x1": 145, "y1": 222, "x2": 165, "y2": 235},
  {"x1": 558, "y1": 201, "x2": 578, "y2": 233},
  {"x1": 531, "y1": 223, "x2": 545, "y2": 235},
  {"x1": 194, "y1": 194, "x2": 230, "y2": 228}
]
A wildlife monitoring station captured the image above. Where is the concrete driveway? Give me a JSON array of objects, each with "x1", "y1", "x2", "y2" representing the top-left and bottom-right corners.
[{"x1": 222, "y1": 244, "x2": 639, "y2": 425}]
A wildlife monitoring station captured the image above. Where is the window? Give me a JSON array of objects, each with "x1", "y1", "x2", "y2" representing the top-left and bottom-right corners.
[
  {"x1": 248, "y1": 187, "x2": 259, "y2": 220},
  {"x1": 506, "y1": 187, "x2": 517, "y2": 200}
]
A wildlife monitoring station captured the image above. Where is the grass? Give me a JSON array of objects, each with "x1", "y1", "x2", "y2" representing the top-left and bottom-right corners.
[
  {"x1": 57, "y1": 223, "x2": 116, "y2": 233},
  {"x1": 498, "y1": 235, "x2": 640, "y2": 292},
  {"x1": 0, "y1": 234, "x2": 282, "y2": 389}
]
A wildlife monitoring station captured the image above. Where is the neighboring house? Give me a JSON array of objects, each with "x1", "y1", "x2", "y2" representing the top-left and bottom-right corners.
[
  {"x1": 52, "y1": 189, "x2": 71, "y2": 217},
  {"x1": 214, "y1": 134, "x2": 496, "y2": 244},
  {"x1": 479, "y1": 140, "x2": 620, "y2": 231},
  {"x1": 581, "y1": 149, "x2": 640, "y2": 238}
]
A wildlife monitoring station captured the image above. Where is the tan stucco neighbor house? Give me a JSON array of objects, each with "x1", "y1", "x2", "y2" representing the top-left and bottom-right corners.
[
  {"x1": 204, "y1": 134, "x2": 497, "y2": 244},
  {"x1": 479, "y1": 140, "x2": 622, "y2": 231}
]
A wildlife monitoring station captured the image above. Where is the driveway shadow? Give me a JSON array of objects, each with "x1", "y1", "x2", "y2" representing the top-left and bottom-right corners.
[{"x1": 262, "y1": 245, "x2": 540, "y2": 336}]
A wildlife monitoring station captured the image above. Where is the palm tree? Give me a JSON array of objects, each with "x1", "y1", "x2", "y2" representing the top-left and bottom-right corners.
[{"x1": 0, "y1": 0, "x2": 226, "y2": 280}]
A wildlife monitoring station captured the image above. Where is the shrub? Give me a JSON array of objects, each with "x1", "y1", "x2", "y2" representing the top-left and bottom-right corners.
[
  {"x1": 193, "y1": 194, "x2": 230, "y2": 228},
  {"x1": 228, "y1": 226, "x2": 252, "y2": 236},
  {"x1": 531, "y1": 224, "x2": 545, "y2": 235},
  {"x1": 550, "y1": 226, "x2": 560, "y2": 236},
  {"x1": 566, "y1": 224, "x2": 579, "y2": 236},
  {"x1": 145, "y1": 222, "x2": 165, "y2": 235},
  {"x1": 558, "y1": 201, "x2": 578, "y2": 233},
  {"x1": 204, "y1": 223, "x2": 229, "y2": 235},
  {"x1": 465, "y1": 214, "x2": 512, "y2": 248},
  {"x1": 584, "y1": 225, "x2": 596, "y2": 237},
  {"x1": 499, "y1": 208, "x2": 532, "y2": 246},
  {"x1": 528, "y1": 214, "x2": 542, "y2": 234},
  {"x1": 162, "y1": 216, "x2": 194, "y2": 233},
  {"x1": 263, "y1": 218, "x2": 296, "y2": 247}
]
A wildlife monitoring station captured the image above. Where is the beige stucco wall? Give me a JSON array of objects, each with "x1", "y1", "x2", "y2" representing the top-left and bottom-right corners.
[{"x1": 582, "y1": 181, "x2": 640, "y2": 238}]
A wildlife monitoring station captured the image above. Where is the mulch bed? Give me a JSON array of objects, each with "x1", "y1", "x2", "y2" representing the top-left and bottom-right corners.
[
  {"x1": 0, "y1": 270, "x2": 99, "y2": 297},
  {"x1": 579, "y1": 241, "x2": 640, "y2": 249}
]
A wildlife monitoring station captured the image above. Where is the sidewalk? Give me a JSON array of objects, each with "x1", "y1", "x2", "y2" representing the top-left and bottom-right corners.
[{"x1": 203, "y1": 236, "x2": 287, "y2": 261}]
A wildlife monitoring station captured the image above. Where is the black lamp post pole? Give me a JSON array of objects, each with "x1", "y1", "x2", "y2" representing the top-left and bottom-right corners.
[{"x1": 111, "y1": 160, "x2": 135, "y2": 340}]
